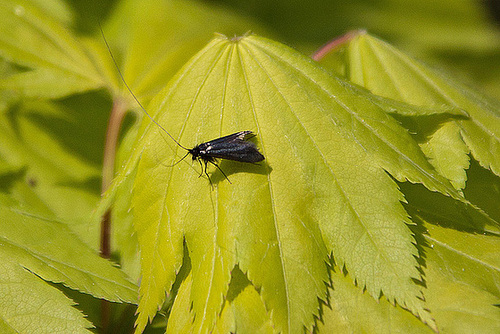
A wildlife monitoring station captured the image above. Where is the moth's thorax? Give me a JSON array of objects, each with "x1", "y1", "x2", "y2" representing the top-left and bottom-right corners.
[
  {"x1": 196, "y1": 143, "x2": 212, "y2": 154},
  {"x1": 189, "y1": 143, "x2": 211, "y2": 160}
]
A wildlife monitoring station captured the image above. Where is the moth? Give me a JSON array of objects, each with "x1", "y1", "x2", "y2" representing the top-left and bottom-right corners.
[
  {"x1": 185, "y1": 131, "x2": 265, "y2": 183},
  {"x1": 100, "y1": 27, "x2": 265, "y2": 185}
]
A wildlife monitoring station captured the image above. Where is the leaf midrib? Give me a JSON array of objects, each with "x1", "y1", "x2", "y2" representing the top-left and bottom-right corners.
[
  {"x1": 237, "y1": 42, "x2": 292, "y2": 332},
  {"x1": 0, "y1": 235, "x2": 136, "y2": 298}
]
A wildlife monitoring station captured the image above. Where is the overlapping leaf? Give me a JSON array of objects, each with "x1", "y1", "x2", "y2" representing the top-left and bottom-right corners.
[
  {"x1": 117, "y1": 34, "x2": 453, "y2": 332},
  {"x1": 0, "y1": 202, "x2": 139, "y2": 333},
  {"x1": 0, "y1": 0, "x2": 104, "y2": 98},
  {"x1": 0, "y1": 98, "x2": 106, "y2": 245},
  {"x1": 405, "y1": 190, "x2": 500, "y2": 332},
  {"x1": 95, "y1": 0, "x2": 270, "y2": 283},
  {"x1": 167, "y1": 269, "x2": 274, "y2": 334},
  {"x1": 325, "y1": 33, "x2": 500, "y2": 186},
  {"x1": 422, "y1": 223, "x2": 500, "y2": 333},
  {"x1": 312, "y1": 31, "x2": 500, "y2": 332},
  {"x1": 314, "y1": 184, "x2": 500, "y2": 334},
  {"x1": 0, "y1": 206, "x2": 138, "y2": 303},
  {"x1": 317, "y1": 268, "x2": 431, "y2": 334},
  {"x1": 317, "y1": 221, "x2": 500, "y2": 334},
  {"x1": 0, "y1": 250, "x2": 93, "y2": 334}
]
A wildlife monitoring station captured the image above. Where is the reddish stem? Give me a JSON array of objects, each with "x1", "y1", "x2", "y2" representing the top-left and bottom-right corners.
[
  {"x1": 99, "y1": 98, "x2": 127, "y2": 332},
  {"x1": 102, "y1": 98, "x2": 127, "y2": 195},
  {"x1": 311, "y1": 29, "x2": 366, "y2": 61},
  {"x1": 100, "y1": 98, "x2": 127, "y2": 257}
]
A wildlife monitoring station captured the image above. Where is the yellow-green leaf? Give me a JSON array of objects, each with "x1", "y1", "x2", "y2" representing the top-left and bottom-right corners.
[
  {"x1": 102, "y1": 0, "x2": 269, "y2": 104},
  {"x1": 0, "y1": 206, "x2": 138, "y2": 303},
  {"x1": 0, "y1": 0, "x2": 103, "y2": 98},
  {"x1": 121, "y1": 34, "x2": 443, "y2": 332},
  {"x1": 322, "y1": 33, "x2": 500, "y2": 186},
  {"x1": 0, "y1": 250, "x2": 93, "y2": 333}
]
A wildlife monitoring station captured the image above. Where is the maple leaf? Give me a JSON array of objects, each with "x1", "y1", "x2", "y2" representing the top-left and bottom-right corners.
[{"x1": 110, "y1": 34, "x2": 455, "y2": 333}]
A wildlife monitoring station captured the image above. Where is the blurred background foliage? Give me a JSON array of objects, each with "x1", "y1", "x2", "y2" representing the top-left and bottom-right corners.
[{"x1": 68, "y1": 0, "x2": 500, "y2": 98}]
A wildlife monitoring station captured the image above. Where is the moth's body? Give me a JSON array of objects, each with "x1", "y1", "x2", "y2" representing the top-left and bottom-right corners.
[
  {"x1": 187, "y1": 131, "x2": 265, "y2": 184},
  {"x1": 190, "y1": 131, "x2": 264, "y2": 162}
]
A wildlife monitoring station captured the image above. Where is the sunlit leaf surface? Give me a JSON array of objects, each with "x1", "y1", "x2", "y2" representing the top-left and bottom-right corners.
[
  {"x1": 0, "y1": 250, "x2": 93, "y2": 334},
  {"x1": 0, "y1": 207, "x2": 138, "y2": 303},
  {"x1": 116, "y1": 34, "x2": 446, "y2": 332},
  {"x1": 0, "y1": 97, "x2": 107, "y2": 246}
]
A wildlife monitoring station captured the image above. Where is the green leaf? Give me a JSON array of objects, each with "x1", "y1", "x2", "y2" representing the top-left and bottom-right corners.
[
  {"x1": 401, "y1": 182, "x2": 500, "y2": 332},
  {"x1": 118, "y1": 34, "x2": 449, "y2": 332},
  {"x1": 113, "y1": 142, "x2": 141, "y2": 280},
  {"x1": 317, "y1": 220, "x2": 500, "y2": 334},
  {"x1": 420, "y1": 122, "x2": 470, "y2": 190},
  {"x1": 0, "y1": 163, "x2": 55, "y2": 217},
  {"x1": 0, "y1": 96, "x2": 109, "y2": 246},
  {"x1": 404, "y1": 186, "x2": 500, "y2": 298},
  {"x1": 165, "y1": 271, "x2": 194, "y2": 334},
  {"x1": 0, "y1": 206, "x2": 138, "y2": 303},
  {"x1": 367, "y1": 93, "x2": 468, "y2": 118},
  {"x1": 0, "y1": 250, "x2": 93, "y2": 333},
  {"x1": 0, "y1": 67, "x2": 102, "y2": 99},
  {"x1": 401, "y1": 182, "x2": 500, "y2": 234},
  {"x1": 322, "y1": 33, "x2": 500, "y2": 184},
  {"x1": 248, "y1": 37, "x2": 459, "y2": 199},
  {"x1": 167, "y1": 268, "x2": 274, "y2": 334},
  {"x1": 422, "y1": 221, "x2": 500, "y2": 300},
  {"x1": 317, "y1": 268, "x2": 431, "y2": 334},
  {"x1": 0, "y1": 0, "x2": 103, "y2": 98},
  {"x1": 463, "y1": 160, "x2": 500, "y2": 224},
  {"x1": 215, "y1": 269, "x2": 274, "y2": 334},
  {"x1": 317, "y1": 181, "x2": 500, "y2": 333},
  {"x1": 422, "y1": 223, "x2": 500, "y2": 333}
]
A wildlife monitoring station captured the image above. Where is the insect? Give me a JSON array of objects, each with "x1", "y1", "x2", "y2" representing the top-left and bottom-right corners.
[
  {"x1": 99, "y1": 26, "x2": 265, "y2": 185},
  {"x1": 185, "y1": 131, "x2": 265, "y2": 184}
]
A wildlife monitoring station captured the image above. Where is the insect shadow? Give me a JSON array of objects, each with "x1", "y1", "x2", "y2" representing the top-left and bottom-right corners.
[{"x1": 209, "y1": 159, "x2": 271, "y2": 185}]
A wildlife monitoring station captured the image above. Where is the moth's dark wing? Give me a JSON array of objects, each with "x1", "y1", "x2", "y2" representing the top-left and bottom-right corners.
[
  {"x1": 206, "y1": 131, "x2": 254, "y2": 145},
  {"x1": 206, "y1": 140, "x2": 265, "y2": 162}
]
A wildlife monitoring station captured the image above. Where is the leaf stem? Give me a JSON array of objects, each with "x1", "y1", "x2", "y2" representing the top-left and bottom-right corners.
[
  {"x1": 311, "y1": 29, "x2": 366, "y2": 61},
  {"x1": 102, "y1": 98, "x2": 127, "y2": 195},
  {"x1": 100, "y1": 98, "x2": 126, "y2": 257},
  {"x1": 99, "y1": 98, "x2": 127, "y2": 332}
]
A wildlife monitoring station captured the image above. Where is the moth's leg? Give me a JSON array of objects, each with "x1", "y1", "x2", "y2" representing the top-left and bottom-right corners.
[
  {"x1": 203, "y1": 160, "x2": 213, "y2": 187},
  {"x1": 197, "y1": 159, "x2": 204, "y2": 178},
  {"x1": 208, "y1": 160, "x2": 232, "y2": 184},
  {"x1": 164, "y1": 151, "x2": 190, "y2": 167}
]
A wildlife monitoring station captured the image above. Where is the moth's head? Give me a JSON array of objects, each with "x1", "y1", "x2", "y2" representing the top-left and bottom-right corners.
[{"x1": 189, "y1": 146, "x2": 200, "y2": 159}]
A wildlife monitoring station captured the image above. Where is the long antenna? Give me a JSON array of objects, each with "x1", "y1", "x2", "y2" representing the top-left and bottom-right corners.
[{"x1": 98, "y1": 24, "x2": 188, "y2": 150}]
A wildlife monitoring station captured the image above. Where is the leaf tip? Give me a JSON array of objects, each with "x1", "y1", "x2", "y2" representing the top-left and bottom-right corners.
[{"x1": 214, "y1": 31, "x2": 253, "y2": 43}]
